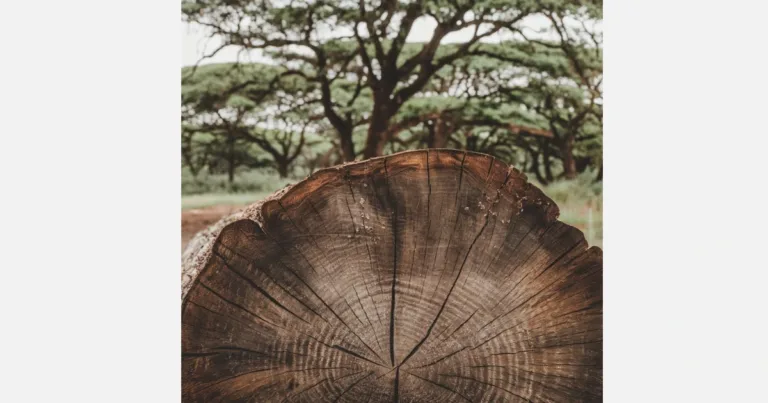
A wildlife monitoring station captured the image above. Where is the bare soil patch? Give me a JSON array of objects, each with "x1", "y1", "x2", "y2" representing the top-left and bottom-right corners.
[{"x1": 181, "y1": 204, "x2": 246, "y2": 251}]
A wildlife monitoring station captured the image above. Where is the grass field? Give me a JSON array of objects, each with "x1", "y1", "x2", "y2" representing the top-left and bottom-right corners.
[
  {"x1": 182, "y1": 192, "x2": 275, "y2": 210},
  {"x1": 182, "y1": 169, "x2": 602, "y2": 248}
]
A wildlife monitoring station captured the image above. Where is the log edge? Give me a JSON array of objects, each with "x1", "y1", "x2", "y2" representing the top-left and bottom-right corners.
[{"x1": 181, "y1": 149, "x2": 596, "y2": 302}]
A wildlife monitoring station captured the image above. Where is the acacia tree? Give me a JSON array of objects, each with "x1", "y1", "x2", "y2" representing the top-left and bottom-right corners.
[
  {"x1": 183, "y1": 0, "x2": 601, "y2": 161},
  {"x1": 492, "y1": 12, "x2": 603, "y2": 179},
  {"x1": 183, "y1": 64, "x2": 269, "y2": 182},
  {"x1": 182, "y1": 63, "x2": 323, "y2": 179},
  {"x1": 358, "y1": 38, "x2": 586, "y2": 160},
  {"x1": 496, "y1": 63, "x2": 602, "y2": 180},
  {"x1": 375, "y1": 40, "x2": 582, "y2": 178},
  {"x1": 181, "y1": 127, "x2": 214, "y2": 177},
  {"x1": 402, "y1": 25, "x2": 603, "y2": 182},
  {"x1": 243, "y1": 114, "x2": 311, "y2": 178}
]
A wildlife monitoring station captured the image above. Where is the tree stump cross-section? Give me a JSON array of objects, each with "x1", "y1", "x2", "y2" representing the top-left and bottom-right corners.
[{"x1": 182, "y1": 149, "x2": 602, "y2": 402}]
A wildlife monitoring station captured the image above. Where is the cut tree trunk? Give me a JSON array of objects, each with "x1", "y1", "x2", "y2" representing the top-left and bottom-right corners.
[{"x1": 181, "y1": 149, "x2": 602, "y2": 402}]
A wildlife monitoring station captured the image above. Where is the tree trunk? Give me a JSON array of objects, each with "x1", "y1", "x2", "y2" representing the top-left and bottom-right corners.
[
  {"x1": 465, "y1": 130, "x2": 477, "y2": 151},
  {"x1": 425, "y1": 121, "x2": 436, "y2": 148},
  {"x1": 276, "y1": 161, "x2": 289, "y2": 178},
  {"x1": 529, "y1": 150, "x2": 547, "y2": 185},
  {"x1": 362, "y1": 101, "x2": 393, "y2": 159},
  {"x1": 362, "y1": 119, "x2": 390, "y2": 159},
  {"x1": 183, "y1": 151, "x2": 199, "y2": 177},
  {"x1": 226, "y1": 135, "x2": 235, "y2": 185},
  {"x1": 426, "y1": 119, "x2": 450, "y2": 148},
  {"x1": 182, "y1": 140, "x2": 200, "y2": 177},
  {"x1": 576, "y1": 157, "x2": 591, "y2": 174},
  {"x1": 595, "y1": 162, "x2": 603, "y2": 182},
  {"x1": 542, "y1": 141, "x2": 554, "y2": 183},
  {"x1": 227, "y1": 163, "x2": 235, "y2": 184},
  {"x1": 561, "y1": 135, "x2": 577, "y2": 180},
  {"x1": 339, "y1": 128, "x2": 356, "y2": 162},
  {"x1": 182, "y1": 149, "x2": 603, "y2": 402}
]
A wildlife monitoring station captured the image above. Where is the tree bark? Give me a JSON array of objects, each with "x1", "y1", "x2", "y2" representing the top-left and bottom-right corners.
[
  {"x1": 425, "y1": 120, "x2": 436, "y2": 148},
  {"x1": 276, "y1": 160, "x2": 289, "y2": 178},
  {"x1": 227, "y1": 163, "x2": 235, "y2": 184},
  {"x1": 465, "y1": 135, "x2": 477, "y2": 151},
  {"x1": 226, "y1": 134, "x2": 236, "y2": 184},
  {"x1": 542, "y1": 140, "x2": 554, "y2": 183},
  {"x1": 182, "y1": 136, "x2": 201, "y2": 177},
  {"x1": 529, "y1": 151, "x2": 547, "y2": 185},
  {"x1": 339, "y1": 128, "x2": 356, "y2": 162},
  {"x1": 362, "y1": 103, "x2": 393, "y2": 159},
  {"x1": 182, "y1": 150, "x2": 200, "y2": 177},
  {"x1": 429, "y1": 119, "x2": 451, "y2": 148},
  {"x1": 182, "y1": 149, "x2": 603, "y2": 402},
  {"x1": 595, "y1": 162, "x2": 603, "y2": 182},
  {"x1": 576, "y1": 157, "x2": 591, "y2": 173},
  {"x1": 561, "y1": 135, "x2": 577, "y2": 180}
]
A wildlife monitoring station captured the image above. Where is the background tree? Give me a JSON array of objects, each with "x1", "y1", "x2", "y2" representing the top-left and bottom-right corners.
[
  {"x1": 493, "y1": 12, "x2": 603, "y2": 180},
  {"x1": 182, "y1": 0, "x2": 602, "y2": 161},
  {"x1": 181, "y1": 128, "x2": 214, "y2": 177},
  {"x1": 182, "y1": 63, "x2": 325, "y2": 179},
  {"x1": 375, "y1": 36, "x2": 601, "y2": 183}
]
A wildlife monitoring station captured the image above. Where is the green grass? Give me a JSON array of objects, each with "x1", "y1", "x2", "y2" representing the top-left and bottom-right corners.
[
  {"x1": 182, "y1": 168, "x2": 295, "y2": 195},
  {"x1": 530, "y1": 171, "x2": 602, "y2": 248},
  {"x1": 559, "y1": 206, "x2": 602, "y2": 249},
  {"x1": 181, "y1": 168, "x2": 297, "y2": 210},
  {"x1": 181, "y1": 192, "x2": 276, "y2": 210},
  {"x1": 182, "y1": 168, "x2": 602, "y2": 247}
]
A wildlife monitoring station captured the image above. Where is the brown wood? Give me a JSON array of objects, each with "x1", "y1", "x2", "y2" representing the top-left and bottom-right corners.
[{"x1": 182, "y1": 149, "x2": 602, "y2": 402}]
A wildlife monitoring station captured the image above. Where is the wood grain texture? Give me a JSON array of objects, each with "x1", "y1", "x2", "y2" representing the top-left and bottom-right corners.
[{"x1": 182, "y1": 149, "x2": 602, "y2": 402}]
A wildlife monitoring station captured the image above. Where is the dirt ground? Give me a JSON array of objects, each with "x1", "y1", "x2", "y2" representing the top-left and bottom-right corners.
[{"x1": 181, "y1": 204, "x2": 246, "y2": 251}]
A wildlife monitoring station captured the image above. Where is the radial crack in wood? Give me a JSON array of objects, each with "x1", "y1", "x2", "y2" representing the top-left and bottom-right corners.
[{"x1": 182, "y1": 149, "x2": 602, "y2": 402}]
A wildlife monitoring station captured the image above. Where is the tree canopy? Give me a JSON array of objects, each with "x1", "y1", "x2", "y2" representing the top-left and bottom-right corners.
[{"x1": 182, "y1": 0, "x2": 602, "y2": 183}]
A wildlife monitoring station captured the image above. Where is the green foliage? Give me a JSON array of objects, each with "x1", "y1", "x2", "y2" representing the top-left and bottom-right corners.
[
  {"x1": 182, "y1": 167, "x2": 295, "y2": 195},
  {"x1": 529, "y1": 169, "x2": 602, "y2": 246},
  {"x1": 181, "y1": 0, "x2": 602, "y2": 183},
  {"x1": 182, "y1": 61, "x2": 325, "y2": 179},
  {"x1": 530, "y1": 169, "x2": 602, "y2": 208}
]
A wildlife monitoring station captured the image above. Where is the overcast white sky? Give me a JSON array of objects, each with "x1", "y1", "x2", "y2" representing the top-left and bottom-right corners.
[{"x1": 181, "y1": 15, "x2": 560, "y2": 67}]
